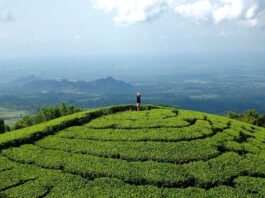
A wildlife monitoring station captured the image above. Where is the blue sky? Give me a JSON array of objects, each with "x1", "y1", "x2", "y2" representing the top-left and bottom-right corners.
[{"x1": 0, "y1": 0, "x2": 265, "y2": 59}]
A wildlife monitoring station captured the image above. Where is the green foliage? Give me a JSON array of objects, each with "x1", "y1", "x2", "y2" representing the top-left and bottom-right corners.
[
  {"x1": 0, "y1": 105, "x2": 265, "y2": 197},
  {"x1": 0, "y1": 119, "x2": 10, "y2": 134},
  {"x1": 13, "y1": 102, "x2": 81, "y2": 130},
  {"x1": 226, "y1": 109, "x2": 265, "y2": 127},
  {"x1": 235, "y1": 176, "x2": 265, "y2": 196},
  {"x1": 36, "y1": 135, "x2": 219, "y2": 164},
  {"x1": 0, "y1": 119, "x2": 5, "y2": 134},
  {"x1": 0, "y1": 105, "x2": 157, "y2": 150},
  {"x1": 241, "y1": 109, "x2": 258, "y2": 125},
  {"x1": 13, "y1": 115, "x2": 33, "y2": 130},
  {"x1": 58, "y1": 120, "x2": 213, "y2": 142},
  {"x1": 226, "y1": 111, "x2": 239, "y2": 120},
  {"x1": 256, "y1": 114, "x2": 265, "y2": 127},
  {"x1": 86, "y1": 109, "x2": 190, "y2": 129},
  {"x1": 5, "y1": 125, "x2": 10, "y2": 132}
]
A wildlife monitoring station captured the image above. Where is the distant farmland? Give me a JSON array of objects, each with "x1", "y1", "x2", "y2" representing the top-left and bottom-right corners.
[{"x1": 0, "y1": 107, "x2": 27, "y2": 127}]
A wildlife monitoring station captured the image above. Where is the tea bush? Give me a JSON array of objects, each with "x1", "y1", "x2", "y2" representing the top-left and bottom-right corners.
[{"x1": 0, "y1": 105, "x2": 265, "y2": 197}]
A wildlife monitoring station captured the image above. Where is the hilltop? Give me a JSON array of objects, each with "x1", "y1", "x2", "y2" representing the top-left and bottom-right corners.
[{"x1": 0, "y1": 105, "x2": 265, "y2": 197}]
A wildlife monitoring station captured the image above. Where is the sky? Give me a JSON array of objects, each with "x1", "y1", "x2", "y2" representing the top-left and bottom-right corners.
[{"x1": 0, "y1": 0, "x2": 265, "y2": 59}]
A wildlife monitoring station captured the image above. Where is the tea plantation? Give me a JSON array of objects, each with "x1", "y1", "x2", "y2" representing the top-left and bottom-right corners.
[{"x1": 1, "y1": 105, "x2": 265, "y2": 197}]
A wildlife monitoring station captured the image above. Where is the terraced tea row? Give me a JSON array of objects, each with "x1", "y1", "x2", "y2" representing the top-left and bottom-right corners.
[
  {"x1": 3, "y1": 144, "x2": 265, "y2": 189},
  {"x1": 2, "y1": 155, "x2": 265, "y2": 197},
  {"x1": 85, "y1": 109, "x2": 194, "y2": 129},
  {"x1": 57, "y1": 120, "x2": 214, "y2": 142},
  {"x1": 0, "y1": 156, "x2": 89, "y2": 197},
  {"x1": 1, "y1": 106, "x2": 265, "y2": 197},
  {"x1": 36, "y1": 136, "x2": 220, "y2": 164}
]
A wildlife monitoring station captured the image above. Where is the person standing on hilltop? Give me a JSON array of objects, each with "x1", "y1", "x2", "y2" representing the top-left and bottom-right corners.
[{"x1": 136, "y1": 91, "x2": 141, "y2": 111}]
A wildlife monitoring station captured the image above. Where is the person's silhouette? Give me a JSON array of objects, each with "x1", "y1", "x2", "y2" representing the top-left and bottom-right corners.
[{"x1": 136, "y1": 91, "x2": 141, "y2": 111}]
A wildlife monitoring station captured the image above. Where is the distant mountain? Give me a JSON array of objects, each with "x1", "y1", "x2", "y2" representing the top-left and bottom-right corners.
[
  {"x1": 89, "y1": 77, "x2": 135, "y2": 93},
  {"x1": 13, "y1": 74, "x2": 40, "y2": 87},
  {"x1": 8, "y1": 76, "x2": 134, "y2": 94}
]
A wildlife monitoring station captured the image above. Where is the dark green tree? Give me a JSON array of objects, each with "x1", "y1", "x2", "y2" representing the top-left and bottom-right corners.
[
  {"x1": 59, "y1": 102, "x2": 68, "y2": 116},
  {"x1": 13, "y1": 115, "x2": 33, "y2": 130},
  {"x1": 256, "y1": 114, "x2": 265, "y2": 127},
  {"x1": 66, "y1": 104, "x2": 80, "y2": 115},
  {"x1": 0, "y1": 119, "x2": 10, "y2": 133},
  {"x1": 240, "y1": 109, "x2": 258, "y2": 125},
  {"x1": 225, "y1": 109, "x2": 265, "y2": 128},
  {"x1": 5, "y1": 125, "x2": 11, "y2": 132},
  {"x1": 226, "y1": 111, "x2": 239, "y2": 119},
  {"x1": 0, "y1": 119, "x2": 5, "y2": 133},
  {"x1": 13, "y1": 102, "x2": 81, "y2": 130}
]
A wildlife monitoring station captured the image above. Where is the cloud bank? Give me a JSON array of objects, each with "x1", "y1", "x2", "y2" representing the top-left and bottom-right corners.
[
  {"x1": 91, "y1": 0, "x2": 170, "y2": 26},
  {"x1": 91, "y1": 0, "x2": 265, "y2": 27}
]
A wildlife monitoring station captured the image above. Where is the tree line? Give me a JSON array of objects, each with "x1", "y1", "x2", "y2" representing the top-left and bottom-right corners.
[
  {"x1": 0, "y1": 102, "x2": 80, "y2": 133},
  {"x1": 225, "y1": 109, "x2": 265, "y2": 127}
]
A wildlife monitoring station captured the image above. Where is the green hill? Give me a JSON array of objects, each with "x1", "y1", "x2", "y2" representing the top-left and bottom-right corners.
[{"x1": 1, "y1": 105, "x2": 265, "y2": 197}]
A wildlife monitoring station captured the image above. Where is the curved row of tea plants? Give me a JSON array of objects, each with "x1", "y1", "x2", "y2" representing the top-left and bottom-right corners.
[{"x1": 1, "y1": 105, "x2": 265, "y2": 197}]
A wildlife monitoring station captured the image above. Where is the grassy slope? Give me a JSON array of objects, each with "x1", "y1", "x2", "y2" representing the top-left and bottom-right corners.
[{"x1": 0, "y1": 104, "x2": 265, "y2": 197}]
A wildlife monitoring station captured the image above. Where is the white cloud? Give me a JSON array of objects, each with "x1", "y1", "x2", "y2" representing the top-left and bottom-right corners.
[
  {"x1": 175, "y1": 0, "x2": 213, "y2": 21},
  {"x1": 246, "y1": 4, "x2": 257, "y2": 19},
  {"x1": 91, "y1": 0, "x2": 171, "y2": 26},
  {"x1": 245, "y1": 10, "x2": 265, "y2": 28},
  {"x1": 91, "y1": 0, "x2": 265, "y2": 28},
  {"x1": 212, "y1": 0, "x2": 244, "y2": 23}
]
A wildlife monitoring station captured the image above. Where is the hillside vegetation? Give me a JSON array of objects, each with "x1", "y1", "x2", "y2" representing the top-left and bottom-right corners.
[
  {"x1": 0, "y1": 105, "x2": 265, "y2": 197},
  {"x1": 13, "y1": 102, "x2": 80, "y2": 130},
  {"x1": 226, "y1": 109, "x2": 265, "y2": 127}
]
